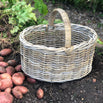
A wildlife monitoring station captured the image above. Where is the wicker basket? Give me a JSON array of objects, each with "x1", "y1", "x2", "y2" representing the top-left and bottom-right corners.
[{"x1": 19, "y1": 8, "x2": 97, "y2": 82}]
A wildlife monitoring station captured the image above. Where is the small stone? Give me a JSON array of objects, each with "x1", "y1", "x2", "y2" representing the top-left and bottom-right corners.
[
  {"x1": 81, "y1": 98, "x2": 84, "y2": 101},
  {"x1": 80, "y1": 90, "x2": 83, "y2": 93}
]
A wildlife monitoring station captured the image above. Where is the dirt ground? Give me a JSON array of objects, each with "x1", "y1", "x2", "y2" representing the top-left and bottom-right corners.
[{"x1": 0, "y1": 1, "x2": 103, "y2": 103}]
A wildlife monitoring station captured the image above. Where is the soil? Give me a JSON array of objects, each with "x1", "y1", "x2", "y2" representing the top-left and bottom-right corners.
[{"x1": 0, "y1": 1, "x2": 103, "y2": 103}]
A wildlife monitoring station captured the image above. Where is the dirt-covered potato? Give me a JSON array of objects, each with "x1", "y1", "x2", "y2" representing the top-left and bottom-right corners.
[
  {"x1": 0, "y1": 48, "x2": 12, "y2": 56},
  {"x1": 27, "y1": 77, "x2": 36, "y2": 84},
  {"x1": 0, "y1": 92, "x2": 13, "y2": 103},
  {"x1": 0, "y1": 62, "x2": 8, "y2": 67},
  {"x1": 0, "y1": 66, "x2": 6, "y2": 74},
  {"x1": 5, "y1": 88, "x2": 12, "y2": 94},
  {"x1": 12, "y1": 86, "x2": 28, "y2": 99},
  {"x1": 6, "y1": 66, "x2": 15, "y2": 76},
  {"x1": 0, "y1": 78, "x2": 13, "y2": 90},
  {"x1": 12, "y1": 72, "x2": 25, "y2": 85},
  {"x1": 36, "y1": 88, "x2": 44, "y2": 99},
  {"x1": 15, "y1": 65, "x2": 21, "y2": 72},
  {"x1": 0, "y1": 73, "x2": 11, "y2": 80},
  {"x1": 7, "y1": 60, "x2": 16, "y2": 66}
]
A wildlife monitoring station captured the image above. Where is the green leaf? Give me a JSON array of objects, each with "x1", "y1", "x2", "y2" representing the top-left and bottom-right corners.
[
  {"x1": 18, "y1": 17, "x2": 26, "y2": 24},
  {"x1": 34, "y1": 0, "x2": 48, "y2": 15},
  {"x1": 29, "y1": 13, "x2": 37, "y2": 21},
  {"x1": 9, "y1": 17, "x2": 15, "y2": 24},
  {"x1": 10, "y1": 26, "x2": 19, "y2": 34}
]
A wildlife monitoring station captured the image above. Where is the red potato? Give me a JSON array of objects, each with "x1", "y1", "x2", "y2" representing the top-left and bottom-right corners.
[
  {"x1": 12, "y1": 86, "x2": 28, "y2": 99},
  {"x1": 27, "y1": 77, "x2": 36, "y2": 84},
  {"x1": 12, "y1": 88, "x2": 23, "y2": 99},
  {"x1": 0, "y1": 78, "x2": 13, "y2": 90},
  {"x1": 0, "y1": 56, "x2": 4, "y2": 61},
  {"x1": 13, "y1": 86, "x2": 28, "y2": 94},
  {"x1": 15, "y1": 65, "x2": 21, "y2": 72},
  {"x1": 0, "y1": 92, "x2": 13, "y2": 103},
  {"x1": 0, "y1": 62, "x2": 8, "y2": 67},
  {"x1": 0, "y1": 48, "x2": 12, "y2": 56},
  {"x1": 0, "y1": 73, "x2": 11, "y2": 80},
  {"x1": 6, "y1": 66, "x2": 15, "y2": 76},
  {"x1": 0, "y1": 66, "x2": 6, "y2": 73},
  {"x1": 15, "y1": 86, "x2": 29, "y2": 94},
  {"x1": 12, "y1": 72, "x2": 25, "y2": 85},
  {"x1": 36, "y1": 88, "x2": 44, "y2": 99},
  {"x1": 7, "y1": 60, "x2": 16, "y2": 66},
  {"x1": 5, "y1": 88, "x2": 12, "y2": 94}
]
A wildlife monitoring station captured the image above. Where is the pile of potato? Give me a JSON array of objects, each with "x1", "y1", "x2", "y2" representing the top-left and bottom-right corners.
[{"x1": 0, "y1": 48, "x2": 44, "y2": 103}]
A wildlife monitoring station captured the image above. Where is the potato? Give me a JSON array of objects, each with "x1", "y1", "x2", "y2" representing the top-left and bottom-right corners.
[
  {"x1": 12, "y1": 88, "x2": 23, "y2": 99},
  {"x1": 36, "y1": 88, "x2": 44, "y2": 99},
  {"x1": 0, "y1": 62, "x2": 8, "y2": 67},
  {"x1": 0, "y1": 49, "x2": 12, "y2": 56},
  {"x1": 0, "y1": 56, "x2": 4, "y2": 61},
  {"x1": 12, "y1": 86, "x2": 28, "y2": 99},
  {"x1": 12, "y1": 72, "x2": 25, "y2": 85},
  {"x1": 18, "y1": 86, "x2": 28, "y2": 94},
  {"x1": 0, "y1": 92, "x2": 13, "y2": 103},
  {"x1": 0, "y1": 66, "x2": 6, "y2": 73},
  {"x1": 5, "y1": 88, "x2": 12, "y2": 94},
  {"x1": 27, "y1": 77, "x2": 36, "y2": 84},
  {"x1": 6, "y1": 66, "x2": 15, "y2": 76},
  {"x1": 7, "y1": 60, "x2": 16, "y2": 66},
  {"x1": 13, "y1": 86, "x2": 28, "y2": 94},
  {"x1": 0, "y1": 73, "x2": 11, "y2": 80},
  {"x1": 0, "y1": 79, "x2": 13, "y2": 90},
  {"x1": 15, "y1": 65, "x2": 21, "y2": 72}
]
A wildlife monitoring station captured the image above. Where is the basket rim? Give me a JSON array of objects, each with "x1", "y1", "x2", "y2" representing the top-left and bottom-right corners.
[{"x1": 19, "y1": 23, "x2": 97, "y2": 52}]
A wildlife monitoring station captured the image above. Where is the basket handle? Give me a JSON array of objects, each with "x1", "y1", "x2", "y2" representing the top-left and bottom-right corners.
[{"x1": 48, "y1": 8, "x2": 71, "y2": 48}]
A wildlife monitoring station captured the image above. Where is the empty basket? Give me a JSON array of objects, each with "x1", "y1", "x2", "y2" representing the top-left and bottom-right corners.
[{"x1": 19, "y1": 8, "x2": 97, "y2": 82}]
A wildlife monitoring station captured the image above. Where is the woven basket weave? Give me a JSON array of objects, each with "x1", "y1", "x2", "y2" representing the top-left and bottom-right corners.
[{"x1": 19, "y1": 8, "x2": 97, "y2": 82}]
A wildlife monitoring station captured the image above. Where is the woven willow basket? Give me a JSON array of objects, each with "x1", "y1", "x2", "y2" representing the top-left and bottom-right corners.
[{"x1": 19, "y1": 8, "x2": 97, "y2": 82}]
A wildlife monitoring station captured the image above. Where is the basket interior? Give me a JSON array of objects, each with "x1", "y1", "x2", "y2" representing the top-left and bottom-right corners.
[{"x1": 24, "y1": 27, "x2": 90, "y2": 48}]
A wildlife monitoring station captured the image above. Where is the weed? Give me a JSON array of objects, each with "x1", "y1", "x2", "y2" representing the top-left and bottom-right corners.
[{"x1": 0, "y1": 0, "x2": 48, "y2": 35}]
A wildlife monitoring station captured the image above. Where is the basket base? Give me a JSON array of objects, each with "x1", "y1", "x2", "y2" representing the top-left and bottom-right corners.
[{"x1": 22, "y1": 68, "x2": 92, "y2": 83}]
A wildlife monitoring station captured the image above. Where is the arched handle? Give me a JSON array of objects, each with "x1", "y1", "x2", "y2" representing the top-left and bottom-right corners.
[{"x1": 48, "y1": 8, "x2": 71, "y2": 48}]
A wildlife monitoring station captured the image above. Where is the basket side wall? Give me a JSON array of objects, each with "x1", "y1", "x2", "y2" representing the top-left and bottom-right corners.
[{"x1": 20, "y1": 42, "x2": 95, "y2": 82}]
